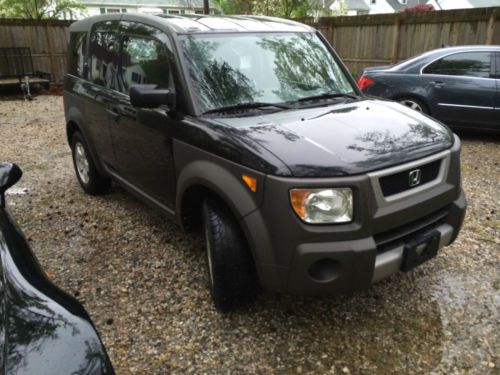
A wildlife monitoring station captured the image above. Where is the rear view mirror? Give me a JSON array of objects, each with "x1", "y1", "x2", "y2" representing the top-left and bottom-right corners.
[
  {"x1": 0, "y1": 163, "x2": 22, "y2": 208},
  {"x1": 129, "y1": 84, "x2": 176, "y2": 109}
]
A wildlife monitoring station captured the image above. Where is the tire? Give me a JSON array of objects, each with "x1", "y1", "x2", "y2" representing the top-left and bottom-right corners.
[
  {"x1": 398, "y1": 97, "x2": 429, "y2": 114},
  {"x1": 202, "y1": 197, "x2": 259, "y2": 312},
  {"x1": 71, "y1": 132, "x2": 111, "y2": 195}
]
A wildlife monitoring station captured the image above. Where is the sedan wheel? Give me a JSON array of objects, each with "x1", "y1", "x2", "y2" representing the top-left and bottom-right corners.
[{"x1": 399, "y1": 98, "x2": 427, "y2": 113}]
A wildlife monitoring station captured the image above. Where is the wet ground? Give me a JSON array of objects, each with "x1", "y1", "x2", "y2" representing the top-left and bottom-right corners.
[{"x1": 1, "y1": 96, "x2": 499, "y2": 374}]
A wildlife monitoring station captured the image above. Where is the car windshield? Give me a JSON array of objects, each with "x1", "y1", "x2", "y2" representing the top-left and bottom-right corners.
[{"x1": 179, "y1": 32, "x2": 356, "y2": 113}]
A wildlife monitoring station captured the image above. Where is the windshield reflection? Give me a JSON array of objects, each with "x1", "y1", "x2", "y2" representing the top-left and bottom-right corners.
[{"x1": 181, "y1": 33, "x2": 354, "y2": 113}]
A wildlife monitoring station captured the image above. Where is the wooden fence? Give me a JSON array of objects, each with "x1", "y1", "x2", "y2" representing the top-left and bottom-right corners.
[
  {"x1": 0, "y1": 19, "x2": 71, "y2": 84},
  {"x1": 299, "y1": 7, "x2": 499, "y2": 77},
  {"x1": 0, "y1": 7, "x2": 498, "y2": 84}
]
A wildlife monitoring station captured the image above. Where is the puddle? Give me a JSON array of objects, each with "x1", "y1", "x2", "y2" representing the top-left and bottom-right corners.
[
  {"x1": 430, "y1": 272, "x2": 499, "y2": 374},
  {"x1": 5, "y1": 187, "x2": 28, "y2": 196}
]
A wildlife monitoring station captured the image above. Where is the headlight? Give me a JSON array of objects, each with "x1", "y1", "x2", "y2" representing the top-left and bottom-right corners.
[{"x1": 290, "y1": 188, "x2": 353, "y2": 224}]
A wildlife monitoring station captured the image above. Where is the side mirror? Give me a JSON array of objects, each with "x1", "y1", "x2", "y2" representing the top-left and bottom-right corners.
[
  {"x1": 0, "y1": 163, "x2": 22, "y2": 208},
  {"x1": 129, "y1": 84, "x2": 176, "y2": 109}
]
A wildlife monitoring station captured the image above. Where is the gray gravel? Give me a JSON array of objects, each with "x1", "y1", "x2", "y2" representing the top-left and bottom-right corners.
[{"x1": 1, "y1": 95, "x2": 498, "y2": 375}]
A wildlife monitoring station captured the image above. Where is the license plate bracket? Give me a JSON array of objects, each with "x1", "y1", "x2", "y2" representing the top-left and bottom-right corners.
[{"x1": 401, "y1": 231, "x2": 440, "y2": 272}]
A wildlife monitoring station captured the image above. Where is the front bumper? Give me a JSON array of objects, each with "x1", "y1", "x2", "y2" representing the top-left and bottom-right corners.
[{"x1": 241, "y1": 136, "x2": 466, "y2": 294}]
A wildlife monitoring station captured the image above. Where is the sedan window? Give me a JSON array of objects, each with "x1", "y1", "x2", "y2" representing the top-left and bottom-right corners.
[{"x1": 423, "y1": 52, "x2": 492, "y2": 78}]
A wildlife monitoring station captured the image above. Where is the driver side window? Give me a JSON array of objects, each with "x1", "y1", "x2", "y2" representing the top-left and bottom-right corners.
[{"x1": 120, "y1": 35, "x2": 172, "y2": 93}]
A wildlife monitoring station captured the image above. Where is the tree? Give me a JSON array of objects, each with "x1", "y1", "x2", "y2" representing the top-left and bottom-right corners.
[
  {"x1": 0, "y1": 0, "x2": 84, "y2": 19},
  {"x1": 252, "y1": 0, "x2": 310, "y2": 18},
  {"x1": 403, "y1": 4, "x2": 434, "y2": 13},
  {"x1": 214, "y1": 0, "x2": 253, "y2": 15},
  {"x1": 309, "y1": 0, "x2": 347, "y2": 18}
]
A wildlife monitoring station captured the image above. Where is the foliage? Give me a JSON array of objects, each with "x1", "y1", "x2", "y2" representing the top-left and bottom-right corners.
[
  {"x1": 309, "y1": 0, "x2": 347, "y2": 18},
  {"x1": 252, "y1": 0, "x2": 311, "y2": 18},
  {"x1": 403, "y1": 4, "x2": 435, "y2": 13},
  {"x1": 0, "y1": 0, "x2": 84, "y2": 19},
  {"x1": 214, "y1": 0, "x2": 253, "y2": 14},
  {"x1": 215, "y1": 0, "x2": 312, "y2": 18},
  {"x1": 214, "y1": 0, "x2": 347, "y2": 18}
]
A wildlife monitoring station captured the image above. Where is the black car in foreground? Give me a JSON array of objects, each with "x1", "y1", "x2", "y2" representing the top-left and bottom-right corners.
[
  {"x1": 0, "y1": 163, "x2": 114, "y2": 374},
  {"x1": 358, "y1": 45, "x2": 500, "y2": 132},
  {"x1": 64, "y1": 14, "x2": 466, "y2": 311}
]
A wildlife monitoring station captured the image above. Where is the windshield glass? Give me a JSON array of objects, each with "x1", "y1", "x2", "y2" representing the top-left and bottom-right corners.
[{"x1": 180, "y1": 32, "x2": 356, "y2": 113}]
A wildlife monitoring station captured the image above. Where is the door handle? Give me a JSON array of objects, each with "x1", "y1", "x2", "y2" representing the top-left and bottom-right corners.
[
  {"x1": 106, "y1": 108, "x2": 120, "y2": 122},
  {"x1": 431, "y1": 81, "x2": 445, "y2": 88}
]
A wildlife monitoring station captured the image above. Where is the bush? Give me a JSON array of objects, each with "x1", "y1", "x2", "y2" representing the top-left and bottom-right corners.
[{"x1": 403, "y1": 4, "x2": 434, "y2": 13}]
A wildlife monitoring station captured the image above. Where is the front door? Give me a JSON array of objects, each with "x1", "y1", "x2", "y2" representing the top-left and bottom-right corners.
[
  {"x1": 495, "y1": 52, "x2": 500, "y2": 129},
  {"x1": 422, "y1": 50, "x2": 497, "y2": 129},
  {"x1": 84, "y1": 19, "x2": 121, "y2": 167},
  {"x1": 108, "y1": 21, "x2": 177, "y2": 211}
]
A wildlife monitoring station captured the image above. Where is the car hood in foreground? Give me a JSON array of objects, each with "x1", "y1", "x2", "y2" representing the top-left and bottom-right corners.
[
  {"x1": 210, "y1": 99, "x2": 454, "y2": 177},
  {"x1": 0, "y1": 209, "x2": 114, "y2": 375}
]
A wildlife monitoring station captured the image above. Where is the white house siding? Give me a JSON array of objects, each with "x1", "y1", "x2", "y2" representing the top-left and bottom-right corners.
[{"x1": 368, "y1": 0, "x2": 399, "y2": 14}]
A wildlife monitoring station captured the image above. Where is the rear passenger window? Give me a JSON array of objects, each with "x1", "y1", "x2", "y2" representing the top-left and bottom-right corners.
[
  {"x1": 423, "y1": 52, "x2": 491, "y2": 78},
  {"x1": 120, "y1": 36, "x2": 172, "y2": 93},
  {"x1": 89, "y1": 22, "x2": 119, "y2": 88},
  {"x1": 68, "y1": 32, "x2": 86, "y2": 78}
]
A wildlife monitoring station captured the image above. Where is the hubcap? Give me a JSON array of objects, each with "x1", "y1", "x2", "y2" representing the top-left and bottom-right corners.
[
  {"x1": 400, "y1": 99, "x2": 423, "y2": 112},
  {"x1": 205, "y1": 225, "x2": 215, "y2": 288},
  {"x1": 74, "y1": 142, "x2": 90, "y2": 185}
]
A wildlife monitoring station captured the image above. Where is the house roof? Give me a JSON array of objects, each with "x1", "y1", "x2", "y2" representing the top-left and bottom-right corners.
[
  {"x1": 79, "y1": 0, "x2": 219, "y2": 8},
  {"x1": 345, "y1": 0, "x2": 371, "y2": 11}
]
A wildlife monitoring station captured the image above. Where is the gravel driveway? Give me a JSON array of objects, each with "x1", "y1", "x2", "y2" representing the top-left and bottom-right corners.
[{"x1": 1, "y1": 96, "x2": 498, "y2": 374}]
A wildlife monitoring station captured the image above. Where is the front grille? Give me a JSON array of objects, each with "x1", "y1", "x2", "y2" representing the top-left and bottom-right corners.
[
  {"x1": 374, "y1": 208, "x2": 449, "y2": 253},
  {"x1": 379, "y1": 159, "x2": 441, "y2": 197}
]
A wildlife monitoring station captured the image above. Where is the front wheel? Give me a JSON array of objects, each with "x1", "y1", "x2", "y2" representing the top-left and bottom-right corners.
[
  {"x1": 71, "y1": 132, "x2": 111, "y2": 195},
  {"x1": 398, "y1": 97, "x2": 429, "y2": 114},
  {"x1": 202, "y1": 197, "x2": 259, "y2": 312}
]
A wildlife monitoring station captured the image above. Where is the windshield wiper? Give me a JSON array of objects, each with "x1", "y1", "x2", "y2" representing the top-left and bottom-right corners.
[
  {"x1": 295, "y1": 92, "x2": 359, "y2": 103},
  {"x1": 203, "y1": 102, "x2": 291, "y2": 115}
]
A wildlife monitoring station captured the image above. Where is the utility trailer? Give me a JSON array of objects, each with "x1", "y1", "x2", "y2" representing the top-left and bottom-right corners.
[{"x1": 0, "y1": 47, "x2": 51, "y2": 99}]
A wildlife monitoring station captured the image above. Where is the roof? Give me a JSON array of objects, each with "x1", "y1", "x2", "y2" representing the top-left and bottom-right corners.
[
  {"x1": 392, "y1": 44, "x2": 500, "y2": 71},
  {"x1": 78, "y1": 0, "x2": 219, "y2": 8},
  {"x1": 345, "y1": 0, "x2": 370, "y2": 11},
  {"x1": 70, "y1": 14, "x2": 315, "y2": 34}
]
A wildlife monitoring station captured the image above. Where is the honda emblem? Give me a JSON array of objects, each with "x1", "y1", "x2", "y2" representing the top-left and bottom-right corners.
[{"x1": 408, "y1": 169, "x2": 422, "y2": 187}]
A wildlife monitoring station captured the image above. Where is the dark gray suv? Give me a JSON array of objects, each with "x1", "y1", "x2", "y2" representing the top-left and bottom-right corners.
[{"x1": 64, "y1": 14, "x2": 466, "y2": 311}]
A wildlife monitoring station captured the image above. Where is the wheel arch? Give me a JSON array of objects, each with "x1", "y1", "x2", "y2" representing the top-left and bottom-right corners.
[
  {"x1": 65, "y1": 108, "x2": 107, "y2": 176},
  {"x1": 176, "y1": 160, "x2": 263, "y2": 233}
]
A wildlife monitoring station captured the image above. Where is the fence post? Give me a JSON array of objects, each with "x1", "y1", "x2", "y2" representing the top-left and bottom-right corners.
[
  {"x1": 44, "y1": 23, "x2": 58, "y2": 83},
  {"x1": 485, "y1": 8, "x2": 498, "y2": 45},
  {"x1": 391, "y1": 14, "x2": 401, "y2": 64}
]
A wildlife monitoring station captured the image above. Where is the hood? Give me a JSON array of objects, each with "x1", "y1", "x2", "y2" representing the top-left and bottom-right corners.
[
  {"x1": 0, "y1": 209, "x2": 115, "y2": 374},
  {"x1": 210, "y1": 99, "x2": 453, "y2": 177}
]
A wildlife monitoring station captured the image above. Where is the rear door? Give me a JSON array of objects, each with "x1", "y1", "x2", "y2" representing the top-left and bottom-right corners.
[{"x1": 422, "y1": 51, "x2": 497, "y2": 129}]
